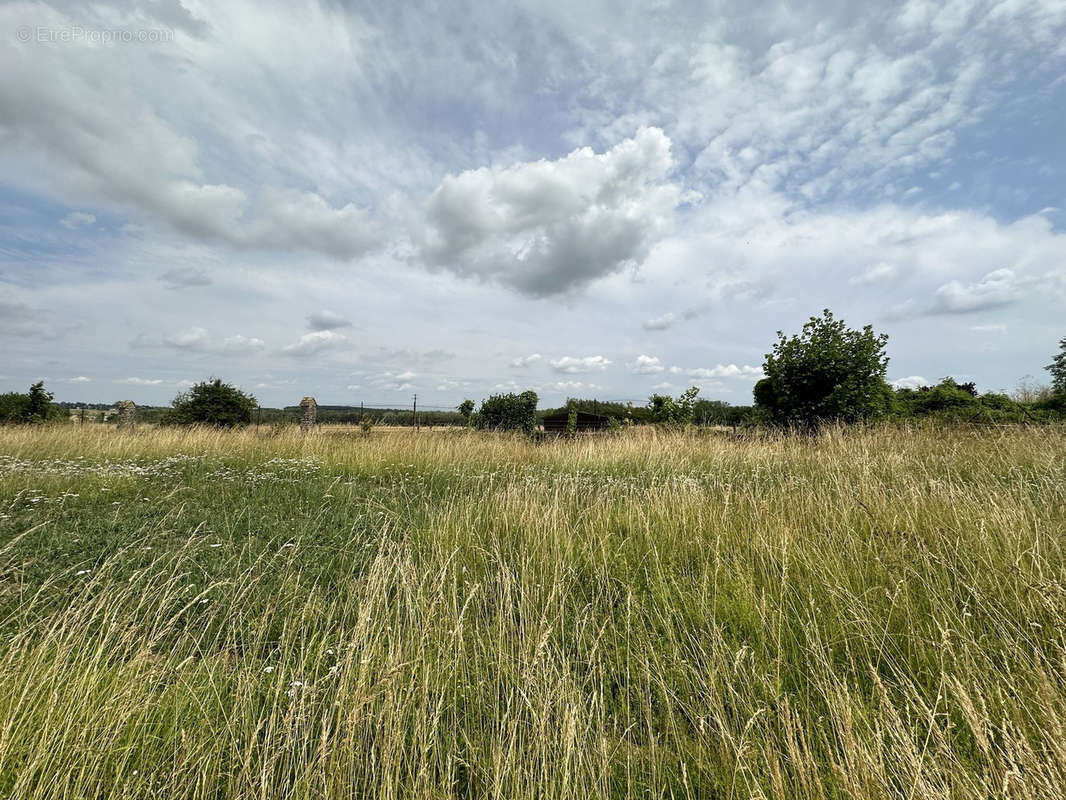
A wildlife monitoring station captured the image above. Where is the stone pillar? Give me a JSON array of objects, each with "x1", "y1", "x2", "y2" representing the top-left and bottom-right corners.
[
  {"x1": 299, "y1": 396, "x2": 317, "y2": 430},
  {"x1": 116, "y1": 400, "x2": 137, "y2": 431}
]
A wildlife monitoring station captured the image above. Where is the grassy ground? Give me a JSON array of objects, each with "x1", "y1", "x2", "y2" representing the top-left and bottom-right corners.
[{"x1": 0, "y1": 423, "x2": 1064, "y2": 799}]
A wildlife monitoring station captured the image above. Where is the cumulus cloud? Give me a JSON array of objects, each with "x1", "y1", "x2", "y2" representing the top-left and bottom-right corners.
[
  {"x1": 419, "y1": 128, "x2": 680, "y2": 295},
  {"x1": 241, "y1": 188, "x2": 382, "y2": 259},
  {"x1": 550, "y1": 356, "x2": 612, "y2": 374},
  {"x1": 306, "y1": 310, "x2": 353, "y2": 331},
  {"x1": 69, "y1": 376, "x2": 90, "y2": 383},
  {"x1": 220, "y1": 335, "x2": 266, "y2": 352},
  {"x1": 120, "y1": 377, "x2": 163, "y2": 385},
  {"x1": 162, "y1": 327, "x2": 212, "y2": 350},
  {"x1": 670, "y1": 364, "x2": 764, "y2": 379},
  {"x1": 509, "y1": 353, "x2": 542, "y2": 368},
  {"x1": 931, "y1": 269, "x2": 1021, "y2": 314},
  {"x1": 282, "y1": 330, "x2": 347, "y2": 356},
  {"x1": 60, "y1": 212, "x2": 96, "y2": 229},
  {"x1": 891, "y1": 375, "x2": 928, "y2": 389},
  {"x1": 160, "y1": 268, "x2": 212, "y2": 289},
  {"x1": 538, "y1": 380, "x2": 600, "y2": 393},
  {"x1": 850, "y1": 262, "x2": 898, "y2": 285},
  {"x1": 157, "y1": 328, "x2": 265, "y2": 353},
  {"x1": 642, "y1": 313, "x2": 677, "y2": 331},
  {"x1": 629, "y1": 355, "x2": 664, "y2": 374}
]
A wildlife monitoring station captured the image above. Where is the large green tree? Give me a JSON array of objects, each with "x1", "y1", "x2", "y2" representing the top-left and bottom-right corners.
[
  {"x1": 754, "y1": 309, "x2": 893, "y2": 427},
  {"x1": 475, "y1": 391, "x2": 538, "y2": 433},
  {"x1": 164, "y1": 378, "x2": 257, "y2": 427}
]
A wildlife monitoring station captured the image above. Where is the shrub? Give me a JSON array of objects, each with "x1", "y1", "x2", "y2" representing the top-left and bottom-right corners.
[
  {"x1": 647, "y1": 386, "x2": 699, "y2": 426},
  {"x1": 755, "y1": 309, "x2": 893, "y2": 428},
  {"x1": 0, "y1": 382, "x2": 65, "y2": 424},
  {"x1": 476, "y1": 391, "x2": 538, "y2": 434},
  {"x1": 163, "y1": 379, "x2": 257, "y2": 427},
  {"x1": 457, "y1": 400, "x2": 475, "y2": 424}
]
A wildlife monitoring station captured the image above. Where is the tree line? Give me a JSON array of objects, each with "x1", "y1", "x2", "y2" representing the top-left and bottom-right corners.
[{"x1": 4, "y1": 313, "x2": 1064, "y2": 430}]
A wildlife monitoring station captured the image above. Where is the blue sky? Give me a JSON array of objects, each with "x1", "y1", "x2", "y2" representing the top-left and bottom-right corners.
[{"x1": 2, "y1": 0, "x2": 1064, "y2": 408}]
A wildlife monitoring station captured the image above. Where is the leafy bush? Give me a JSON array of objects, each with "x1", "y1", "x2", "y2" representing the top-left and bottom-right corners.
[
  {"x1": 754, "y1": 309, "x2": 893, "y2": 428},
  {"x1": 163, "y1": 378, "x2": 257, "y2": 427},
  {"x1": 0, "y1": 382, "x2": 65, "y2": 424},
  {"x1": 893, "y1": 378, "x2": 1040, "y2": 422},
  {"x1": 1047, "y1": 337, "x2": 1066, "y2": 395},
  {"x1": 476, "y1": 391, "x2": 538, "y2": 433},
  {"x1": 647, "y1": 386, "x2": 700, "y2": 426}
]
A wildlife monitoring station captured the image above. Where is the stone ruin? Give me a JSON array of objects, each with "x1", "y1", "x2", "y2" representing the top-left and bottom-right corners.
[
  {"x1": 116, "y1": 400, "x2": 137, "y2": 431},
  {"x1": 299, "y1": 396, "x2": 317, "y2": 430}
]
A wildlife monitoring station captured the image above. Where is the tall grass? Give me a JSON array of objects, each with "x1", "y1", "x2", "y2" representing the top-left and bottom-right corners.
[{"x1": 0, "y1": 423, "x2": 1064, "y2": 798}]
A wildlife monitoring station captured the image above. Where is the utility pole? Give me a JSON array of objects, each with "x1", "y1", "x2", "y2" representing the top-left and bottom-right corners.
[{"x1": 412, "y1": 394, "x2": 418, "y2": 430}]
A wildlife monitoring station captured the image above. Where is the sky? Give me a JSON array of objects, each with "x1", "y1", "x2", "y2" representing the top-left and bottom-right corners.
[{"x1": 2, "y1": 0, "x2": 1064, "y2": 410}]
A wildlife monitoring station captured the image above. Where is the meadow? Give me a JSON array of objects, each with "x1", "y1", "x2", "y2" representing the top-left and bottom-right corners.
[{"x1": 0, "y1": 423, "x2": 1064, "y2": 799}]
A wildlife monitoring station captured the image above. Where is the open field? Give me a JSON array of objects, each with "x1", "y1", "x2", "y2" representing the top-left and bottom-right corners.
[{"x1": 0, "y1": 424, "x2": 1064, "y2": 799}]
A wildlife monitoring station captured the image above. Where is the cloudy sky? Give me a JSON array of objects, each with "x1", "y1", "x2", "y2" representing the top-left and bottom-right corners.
[{"x1": 2, "y1": 0, "x2": 1064, "y2": 409}]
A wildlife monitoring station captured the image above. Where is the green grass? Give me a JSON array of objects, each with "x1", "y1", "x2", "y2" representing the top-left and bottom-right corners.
[{"x1": 0, "y1": 423, "x2": 1064, "y2": 799}]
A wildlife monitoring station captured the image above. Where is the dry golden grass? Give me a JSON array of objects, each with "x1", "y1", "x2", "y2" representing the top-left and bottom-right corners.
[{"x1": 0, "y1": 422, "x2": 1064, "y2": 798}]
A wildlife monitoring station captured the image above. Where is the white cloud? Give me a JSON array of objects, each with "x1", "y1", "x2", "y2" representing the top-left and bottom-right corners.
[
  {"x1": 282, "y1": 330, "x2": 347, "y2": 356},
  {"x1": 120, "y1": 377, "x2": 164, "y2": 385},
  {"x1": 151, "y1": 327, "x2": 264, "y2": 353},
  {"x1": 970, "y1": 323, "x2": 1007, "y2": 334},
  {"x1": 850, "y1": 262, "x2": 898, "y2": 285},
  {"x1": 60, "y1": 212, "x2": 96, "y2": 229},
  {"x1": 672, "y1": 364, "x2": 764, "y2": 379},
  {"x1": 419, "y1": 128, "x2": 680, "y2": 295},
  {"x1": 241, "y1": 187, "x2": 382, "y2": 259},
  {"x1": 550, "y1": 355, "x2": 612, "y2": 374},
  {"x1": 221, "y1": 335, "x2": 266, "y2": 352},
  {"x1": 932, "y1": 269, "x2": 1020, "y2": 314},
  {"x1": 538, "y1": 381, "x2": 600, "y2": 393},
  {"x1": 69, "y1": 376, "x2": 90, "y2": 383},
  {"x1": 891, "y1": 375, "x2": 928, "y2": 389},
  {"x1": 629, "y1": 355, "x2": 664, "y2": 374},
  {"x1": 509, "y1": 353, "x2": 543, "y2": 368},
  {"x1": 306, "y1": 310, "x2": 353, "y2": 331},
  {"x1": 642, "y1": 313, "x2": 677, "y2": 331},
  {"x1": 162, "y1": 327, "x2": 212, "y2": 351}
]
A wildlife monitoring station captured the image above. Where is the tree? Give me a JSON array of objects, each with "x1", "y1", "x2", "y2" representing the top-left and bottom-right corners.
[
  {"x1": 1047, "y1": 337, "x2": 1066, "y2": 395},
  {"x1": 0, "y1": 392, "x2": 29, "y2": 424},
  {"x1": 164, "y1": 378, "x2": 257, "y2": 427},
  {"x1": 755, "y1": 309, "x2": 893, "y2": 427},
  {"x1": 475, "y1": 390, "x2": 538, "y2": 433},
  {"x1": 0, "y1": 382, "x2": 64, "y2": 424},
  {"x1": 457, "y1": 399, "x2": 475, "y2": 423},
  {"x1": 646, "y1": 386, "x2": 699, "y2": 426},
  {"x1": 25, "y1": 382, "x2": 54, "y2": 422}
]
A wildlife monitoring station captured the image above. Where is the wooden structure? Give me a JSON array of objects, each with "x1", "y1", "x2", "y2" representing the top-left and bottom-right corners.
[{"x1": 542, "y1": 409, "x2": 609, "y2": 434}]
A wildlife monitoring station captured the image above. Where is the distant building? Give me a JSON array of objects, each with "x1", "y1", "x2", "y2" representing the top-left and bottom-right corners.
[{"x1": 542, "y1": 409, "x2": 609, "y2": 434}]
